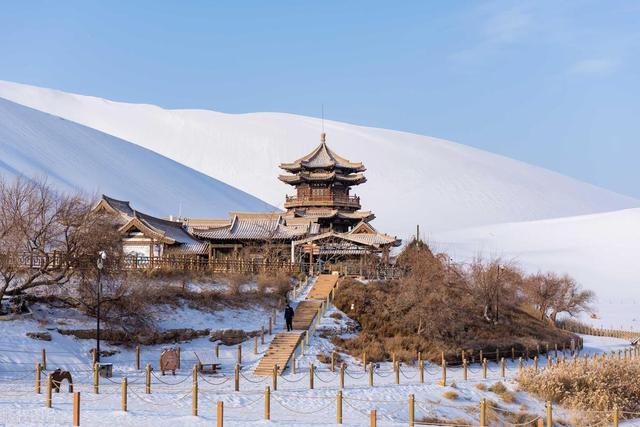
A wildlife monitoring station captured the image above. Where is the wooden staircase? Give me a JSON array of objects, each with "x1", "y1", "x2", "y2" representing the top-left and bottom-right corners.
[
  {"x1": 254, "y1": 331, "x2": 304, "y2": 376},
  {"x1": 306, "y1": 274, "x2": 339, "y2": 300},
  {"x1": 292, "y1": 300, "x2": 323, "y2": 330}
]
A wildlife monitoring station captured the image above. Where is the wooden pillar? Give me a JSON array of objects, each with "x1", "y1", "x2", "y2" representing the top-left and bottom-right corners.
[
  {"x1": 408, "y1": 394, "x2": 415, "y2": 427},
  {"x1": 370, "y1": 409, "x2": 377, "y2": 427},
  {"x1": 500, "y1": 357, "x2": 505, "y2": 379},
  {"x1": 480, "y1": 398, "x2": 487, "y2": 427},
  {"x1": 93, "y1": 363, "x2": 99, "y2": 394},
  {"x1": 72, "y1": 392, "x2": 80, "y2": 426},
  {"x1": 272, "y1": 365, "x2": 278, "y2": 391},
  {"x1": 339, "y1": 362, "x2": 345, "y2": 389},
  {"x1": 440, "y1": 360, "x2": 447, "y2": 386},
  {"x1": 121, "y1": 377, "x2": 127, "y2": 412},
  {"x1": 192, "y1": 365, "x2": 198, "y2": 416},
  {"x1": 463, "y1": 359, "x2": 468, "y2": 381},
  {"x1": 336, "y1": 390, "x2": 343, "y2": 424},
  {"x1": 35, "y1": 363, "x2": 41, "y2": 394},
  {"x1": 41, "y1": 348, "x2": 47, "y2": 370},
  {"x1": 135, "y1": 345, "x2": 140, "y2": 370},
  {"x1": 145, "y1": 364, "x2": 151, "y2": 394},
  {"x1": 546, "y1": 401, "x2": 553, "y2": 427},
  {"x1": 394, "y1": 361, "x2": 400, "y2": 385},
  {"x1": 46, "y1": 373, "x2": 52, "y2": 408},
  {"x1": 419, "y1": 359, "x2": 424, "y2": 384},
  {"x1": 369, "y1": 362, "x2": 374, "y2": 387},
  {"x1": 237, "y1": 344, "x2": 242, "y2": 364},
  {"x1": 309, "y1": 364, "x2": 315, "y2": 389},
  {"x1": 217, "y1": 401, "x2": 224, "y2": 427},
  {"x1": 482, "y1": 358, "x2": 487, "y2": 379},
  {"x1": 264, "y1": 386, "x2": 271, "y2": 420}
]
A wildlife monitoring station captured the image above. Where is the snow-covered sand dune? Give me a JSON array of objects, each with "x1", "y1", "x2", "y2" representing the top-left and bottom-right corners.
[
  {"x1": 0, "y1": 97, "x2": 274, "y2": 218},
  {"x1": 431, "y1": 208, "x2": 640, "y2": 330},
  {"x1": 0, "y1": 80, "x2": 637, "y2": 238}
]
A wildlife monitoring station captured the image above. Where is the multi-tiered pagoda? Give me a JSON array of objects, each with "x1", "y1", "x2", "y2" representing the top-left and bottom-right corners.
[{"x1": 279, "y1": 133, "x2": 374, "y2": 233}]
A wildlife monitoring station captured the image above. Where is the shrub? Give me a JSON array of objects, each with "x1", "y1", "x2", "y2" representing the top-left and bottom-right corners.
[
  {"x1": 488, "y1": 382, "x2": 507, "y2": 394},
  {"x1": 26, "y1": 332, "x2": 51, "y2": 341},
  {"x1": 475, "y1": 383, "x2": 487, "y2": 391},
  {"x1": 224, "y1": 273, "x2": 251, "y2": 296}
]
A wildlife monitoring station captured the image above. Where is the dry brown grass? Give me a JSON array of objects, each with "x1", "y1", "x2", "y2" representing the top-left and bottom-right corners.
[
  {"x1": 256, "y1": 272, "x2": 293, "y2": 297},
  {"x1": 443, "y1": 390, "x2": 459, "y2": 400},
  {"x1": 518, "y1": 358, "x2": 640, "y2": 423},
  {"x1": 489, "y1": 382, "x2": 518, "y2": 404},
  {"x1": 475, "y1": 383, "x2": 487, "y2": 391}
]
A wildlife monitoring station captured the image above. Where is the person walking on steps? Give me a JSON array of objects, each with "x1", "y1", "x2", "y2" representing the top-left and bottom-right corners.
[{"x1": 284, "y1": 303, "x2": 295, "y2": 331}]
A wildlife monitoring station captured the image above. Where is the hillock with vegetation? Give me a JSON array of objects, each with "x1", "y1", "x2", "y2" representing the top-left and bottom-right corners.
[{"x1": 332, "y1": 239, "x2": 591, "y2": 363}]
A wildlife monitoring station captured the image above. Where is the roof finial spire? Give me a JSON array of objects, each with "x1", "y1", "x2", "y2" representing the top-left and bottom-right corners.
[{"x1": 321, "y1": 104, "x2": 326, "y2": 143}]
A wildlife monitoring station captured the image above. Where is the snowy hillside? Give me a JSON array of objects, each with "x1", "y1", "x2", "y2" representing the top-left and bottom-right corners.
[
  {"x1": 431, "y1": 208, "x2": 640, "y2": 330},
  {"x1": 0, "y1": 97, "x2": 274, "y2": 218},
  {"x1": 0, "y1": 80, "x2": 637, "y2": 238}
]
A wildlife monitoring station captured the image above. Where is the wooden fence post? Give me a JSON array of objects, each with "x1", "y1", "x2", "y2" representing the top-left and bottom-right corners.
[
  {"x1": 440, "y1": 360, "x2": 447, "y2": 386},
  {"x1": 177, "y1": 346, "x2": 181, "y2": 370},
  {"x1": 237, "y1": 344, "x2": 242, "y2": 365},
  {"x1": 145, "y1": 364, "x2": 151, "y2": 394},
  {"x1": 292, "y1": 353, "x2": 297, "y2": 375},
  {"x1": 511, "y1": 347, "x2": 515, "y2": 362},
  {"x1": 234, "y1": 364, "x2": 240, "y2": 391},
  {"x1": 500, "y1": 357, "x2": 505, "y2": 379},
  {"x1": 336, "y1": 390, "x2": 343, "y2": 424},
  {"x1": 370, "y1": 409, "x2": 377, "y2": 427},
  {"x1": 309, "y1": 364, "x2": 315, "y2": 389},
  {"x1": 546, "y1": 401, "x2": 553, "y2": 427},
  {"x1": 272, "y1": 365, "x2": 278, "y2": 391},
  {"x1": 192, "y1": 365, "x2": 198, "y2": 416},
  {"x1": 264, "y1": 386, "x2": 271, "y2": 420},
  {"x1": 363, "y1": 352, "x2": 367, "y2": 372},
  {"x1": 518, "y1": 357, "x2": 523, "y2": 373},
  {"x1": 216, "y1": 343, "x2": 221, "y2": 358},
  {"x1": 268, "y1": 317, "x2": 272, "y2": 335},
  {"x1": 93, "y1": 363, "x2": 99, "y2": 394},
  {"x1": 419, "y1": 359, "x2": 424, "y2": 384},
  {"x1": 121, "y1": 377, "x2": 127, "y2": 412},
  {"x1": 135, "y1": 345, "x2": 140, "y2": 370},
  {"x1": 340, "y1": 362, "x2": 345, "y2": 389},
  {"x1": 613, "y1": 406, "x2": 619, "y2": 427},
  {"x1": 395, "y1": 361, "x2": 400, "y2": 385},
  {"x1": 369, "y1": 363, "x2": 374, "y2": 387},
  {"x1": 46, "y1": 373, "x2": 52, "y2": 408},
  {"x1": 408, "y1": 394, "x2": 415, "y2": 427},
  {"x1": 331, "y1": 352, "x2": 336, "y2": 372},
  {"x1": 254, "y1": 336, "x2": 258, "y2": 355},
  {"x1": 35, "y1": 363, "x2": 41, "y2": 394},
  {"x1": 217, "y1": 401, "x2": 224, "y2": 427},
  {"x1": 482, "y1": 359, "x2": 487, "y2": 379},
  {"x1": 72, "y1": 392, "x2": 80, "y2": 426},
  {"x1": 479, "y1": 398, "x2": 487, "y2": 427},
  {"x1": 463, "y1": 359, "x2": 468, "y2": 381},
  {"x1": 534, "y1": 356, "x2": 538, "y2": 372},
  {"x1": 41, "y1": 348, "x2": 47, "y2": 370}
]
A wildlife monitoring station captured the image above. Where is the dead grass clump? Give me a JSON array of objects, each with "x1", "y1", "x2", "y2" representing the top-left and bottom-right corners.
[
  {"x1": 256, "y1": 272, "x2": 292, "y2": 297},
  {"x1": 224, "y1": 273, "x2": 252, "y2": 296},
  {"x1": 488, "y1": 382, "x2": 507, "y2": 394},
  {"x1": 419, "y1": 416, "x2": 470, "y2": 426},
  {"x1": 475, "y1": 383, "x2": 487, "y2": 391},
  {"x1": 330, "y1": 312, "x2": 343, "y2": 320},
  {"x1": 26, "y1": 332, "x2": 51, "y2": 341},
  {"x1": 443, "y1": 390, "x2": 459, "y2": 400},
  {"x1": 316, "y1": 353, "x2": 331, "y2": 364},
  {"x1": 518, "y1": 358, "x2": 640, "y2": 422},
  {"x1": 488, "y1": 382, "x2": 518, "y2": 404}
]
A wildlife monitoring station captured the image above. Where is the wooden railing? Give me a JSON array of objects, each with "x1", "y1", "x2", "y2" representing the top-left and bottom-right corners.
[{"x1": 284, "y1": 194, "x2": 360, "y2": 209}]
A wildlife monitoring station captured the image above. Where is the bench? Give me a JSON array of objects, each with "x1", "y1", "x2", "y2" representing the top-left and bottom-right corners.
[{"x1": 194, "y1": 352, "x2": 221, "y2": 374}]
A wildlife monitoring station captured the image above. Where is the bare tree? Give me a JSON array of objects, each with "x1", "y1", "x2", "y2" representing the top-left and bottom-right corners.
[{"x1": 548, "y1": 274, "x2": 594, "y2": 322}]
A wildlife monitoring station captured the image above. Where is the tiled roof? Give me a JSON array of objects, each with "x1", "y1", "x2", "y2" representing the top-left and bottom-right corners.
[
  {"x1": 278, "y1": 171, "x2": 366, "y2": 185},
  {"x1": 193, "y1": 215, "x2": 309, "y2": 241},
  {"x1": 279, "y1": 133, "x2": 365, "y2": 173}
]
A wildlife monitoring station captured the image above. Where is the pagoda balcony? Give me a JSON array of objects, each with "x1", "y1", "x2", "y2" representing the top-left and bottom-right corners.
[{"x1": 284, "y1": 194, "x2": 361, "y2": 210}]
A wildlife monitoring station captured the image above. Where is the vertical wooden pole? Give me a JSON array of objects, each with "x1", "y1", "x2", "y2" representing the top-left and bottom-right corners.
[
  {"x1": 234, "y1": 364, "x2": 240, "y2": 391},
  {"x1": 482, "y1": 358, "x2": 487, "y2": 379},
  {"x1": 264, "y1": 386, "x2": 271, "y2": 420},
  {"x1": 237, "y1": 344, "x2": 242, "y2": 365},
  {"x1": 192, "y1": 365, "x2": 198, "y2": 416},
  {"x1": 72, "y1": 392, "x2": 80, "y2": 426},
  {"x1": 534, "y1": 356, "x2": 539, "y2": 372},
  {"x1": 331, "y1": 352, "x2": 336, "y2": 372},
  {"x1": 292, "y1": 353, "x2": 297, "y2": 375},
  {"x1": 41, "y1": 348, "x2": 47, "y2": 370},
  {"x1": 500, "y1": 357, "x2": 505, "y2": 379},
  {"x1": 121, "y1": 377, "x2": 127, "y2": 412},
  {"x1": 479, "y1": 398, "x2": 487, "y2": 426},
  {"x1": 369, "y1": 363, "x2": 374, "y2": 387},
  {"x1": 336, "y1": 390, "x2": 343, "y2": 424},
  {"x1": 511, "y1": 347, "x2": 515, "y2": 362},
  {"x1": 177, "y1": 346, "x2": 181, "y2": 370},
  {"x1": 145, "y1": 364, "x2": 151, "y2": 394},
  {"x1": 395, "y1": 361, "x2": 400, "y2": 385},
  {"x1": 546, "y1": 401, "x2": 552, "y2": 427},
  {"x1": 93, "y1": 363, "x2": 99, "y2": 394},
  {"x1": 216, "y1": 343, "x2": 221, "y2": 358},
  {"x1": 268, "y1": 317, "x2": 272, "y2": 335},
  {"x1": 518, "y1": 357, "x2": 523, "y2": 373},
  {"x1": 35, "y1": 363, "x2": 41, "y2": 394},
  {"x1": 309, "y1": 364, "x2": 314, "y2": 389},
  {"x1": 254, "y1": 336, "x2": 258, "y2": 355},
  {"x1": 340, "y1": 362, "x2": 345, "y2": 389},
  {"x1": 463, "y1": 359, "x2": 468, "y2": 381},
  {"x1": 408, "y1": 394, "x2": 415, "y2": 427},
  {"x1": 272, "y1": 365, "x2": 278, "y2": 391},
  {"x1": 363, "y1": 352, "x2": 367, "y2": 372},
  {"x1": 440, "y1": 360, "x2": 447, "y2": 386},
  {"x1": 46, "y1": 373, "x2": 52, "y2": 408},
  {"x1": 135, "y1": 345, "x2": 140, "y2": 370},
  {"x1": 370, "y1": 409, "x2": 377, "y2": 427},
  {"x1": 613, "y1": 406, "x2": 619, "y2": 427},
  {"x1": 419, "y1": 359, "x2": 424, "y2": 384},
  {"x1": 217, "y1": 401, "x2": 224, "y2": 427}
]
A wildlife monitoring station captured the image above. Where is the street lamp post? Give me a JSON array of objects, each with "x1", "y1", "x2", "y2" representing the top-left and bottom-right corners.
[{"x1": 96, "y1": 251, "x2": 107, "y2": 364}]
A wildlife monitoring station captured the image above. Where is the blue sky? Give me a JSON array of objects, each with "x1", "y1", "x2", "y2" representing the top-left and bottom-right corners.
[{"x1": 1, "y1": 1, "x2": 639, "y2": 198}]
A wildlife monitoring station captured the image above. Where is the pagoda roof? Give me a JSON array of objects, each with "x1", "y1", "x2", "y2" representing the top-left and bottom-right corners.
[
  {"x1": 278, "y1": 171, "x2": 366, "y2": 185},
  {"x1": 293, "y1": 221, "x2": 401, "y2": 249},
  {"x1": 191, "y1": 213, "x2": 312, "y2": 241},
  {"x1": 279, "y1": 133, "x2": 365, "y2": 173},
  {"x1": 289, "y1": 209, "x2": 375, "y2": 222}
]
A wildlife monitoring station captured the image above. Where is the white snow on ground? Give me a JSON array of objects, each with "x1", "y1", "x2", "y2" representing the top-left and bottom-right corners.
[
  {"x1": 0, "y1": 280, "x2": 636, "y2": 426},
  {"x1": 0, "y1": 80, "x2": 637, "y2": 237},
  {"x1": 431, "y1": 208, "x2": 640, "y2": 330},
  {"x1": 0, "y1": 97, "x2": 274, "y2": 219}
]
